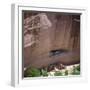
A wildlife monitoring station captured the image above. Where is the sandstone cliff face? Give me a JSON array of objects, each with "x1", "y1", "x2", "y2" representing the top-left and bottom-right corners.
[{"x1": 23, "y1": 11, "x2": 80, "y2": 68}]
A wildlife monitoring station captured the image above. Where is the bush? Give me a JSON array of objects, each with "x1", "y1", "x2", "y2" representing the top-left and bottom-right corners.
[
  {"x1": 76, "y1": 65, "x2": 80, "y2": 71},
  {"x1": 24, "y1": 67, "x2": 41, "y2": 77},
  {"x1": 65, "y1": 70, "x2": 68, "y2": 75},
  {"x1": 41, "y1": 69, "x2": 48, "y2": 76},
  {"x1": 54, "y1": 71, "x2": 63, "y2": 76},
  {"x1": 72, "y1": 65, "x2": 80, "y2": 75}
]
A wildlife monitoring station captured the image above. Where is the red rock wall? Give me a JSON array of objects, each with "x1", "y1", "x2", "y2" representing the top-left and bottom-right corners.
[{"x1": 23, "y1": 12, "x2": 80, "y2": 68}]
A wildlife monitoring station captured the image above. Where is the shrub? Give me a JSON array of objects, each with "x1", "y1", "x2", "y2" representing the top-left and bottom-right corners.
[
  {"x1": 65, "y1": 70, "x2": 68, "y2": 75},
  {"x1": 41, "y1": 69, "x2": 48, "y2": 76},
  {"x1": 54, "y1": 71, "x2": 63, "y2": 76},
  {"x1": 76, "y1": 65, "x2": 80, "y2": 71},
  {"x1": 72, "y1": 65, "x2": 80, "y2": 75},
  {"x1": 24, "y1": 67, "x2": 41, "y2": 77}
]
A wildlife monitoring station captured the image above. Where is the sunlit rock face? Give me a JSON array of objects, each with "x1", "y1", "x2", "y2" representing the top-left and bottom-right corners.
[
  {"x1": 39, "y1": 13, "x2": 52, "y2": 29},
  {"x1": 24, "y1": 13, "x2": 52, "y2": 48}
]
